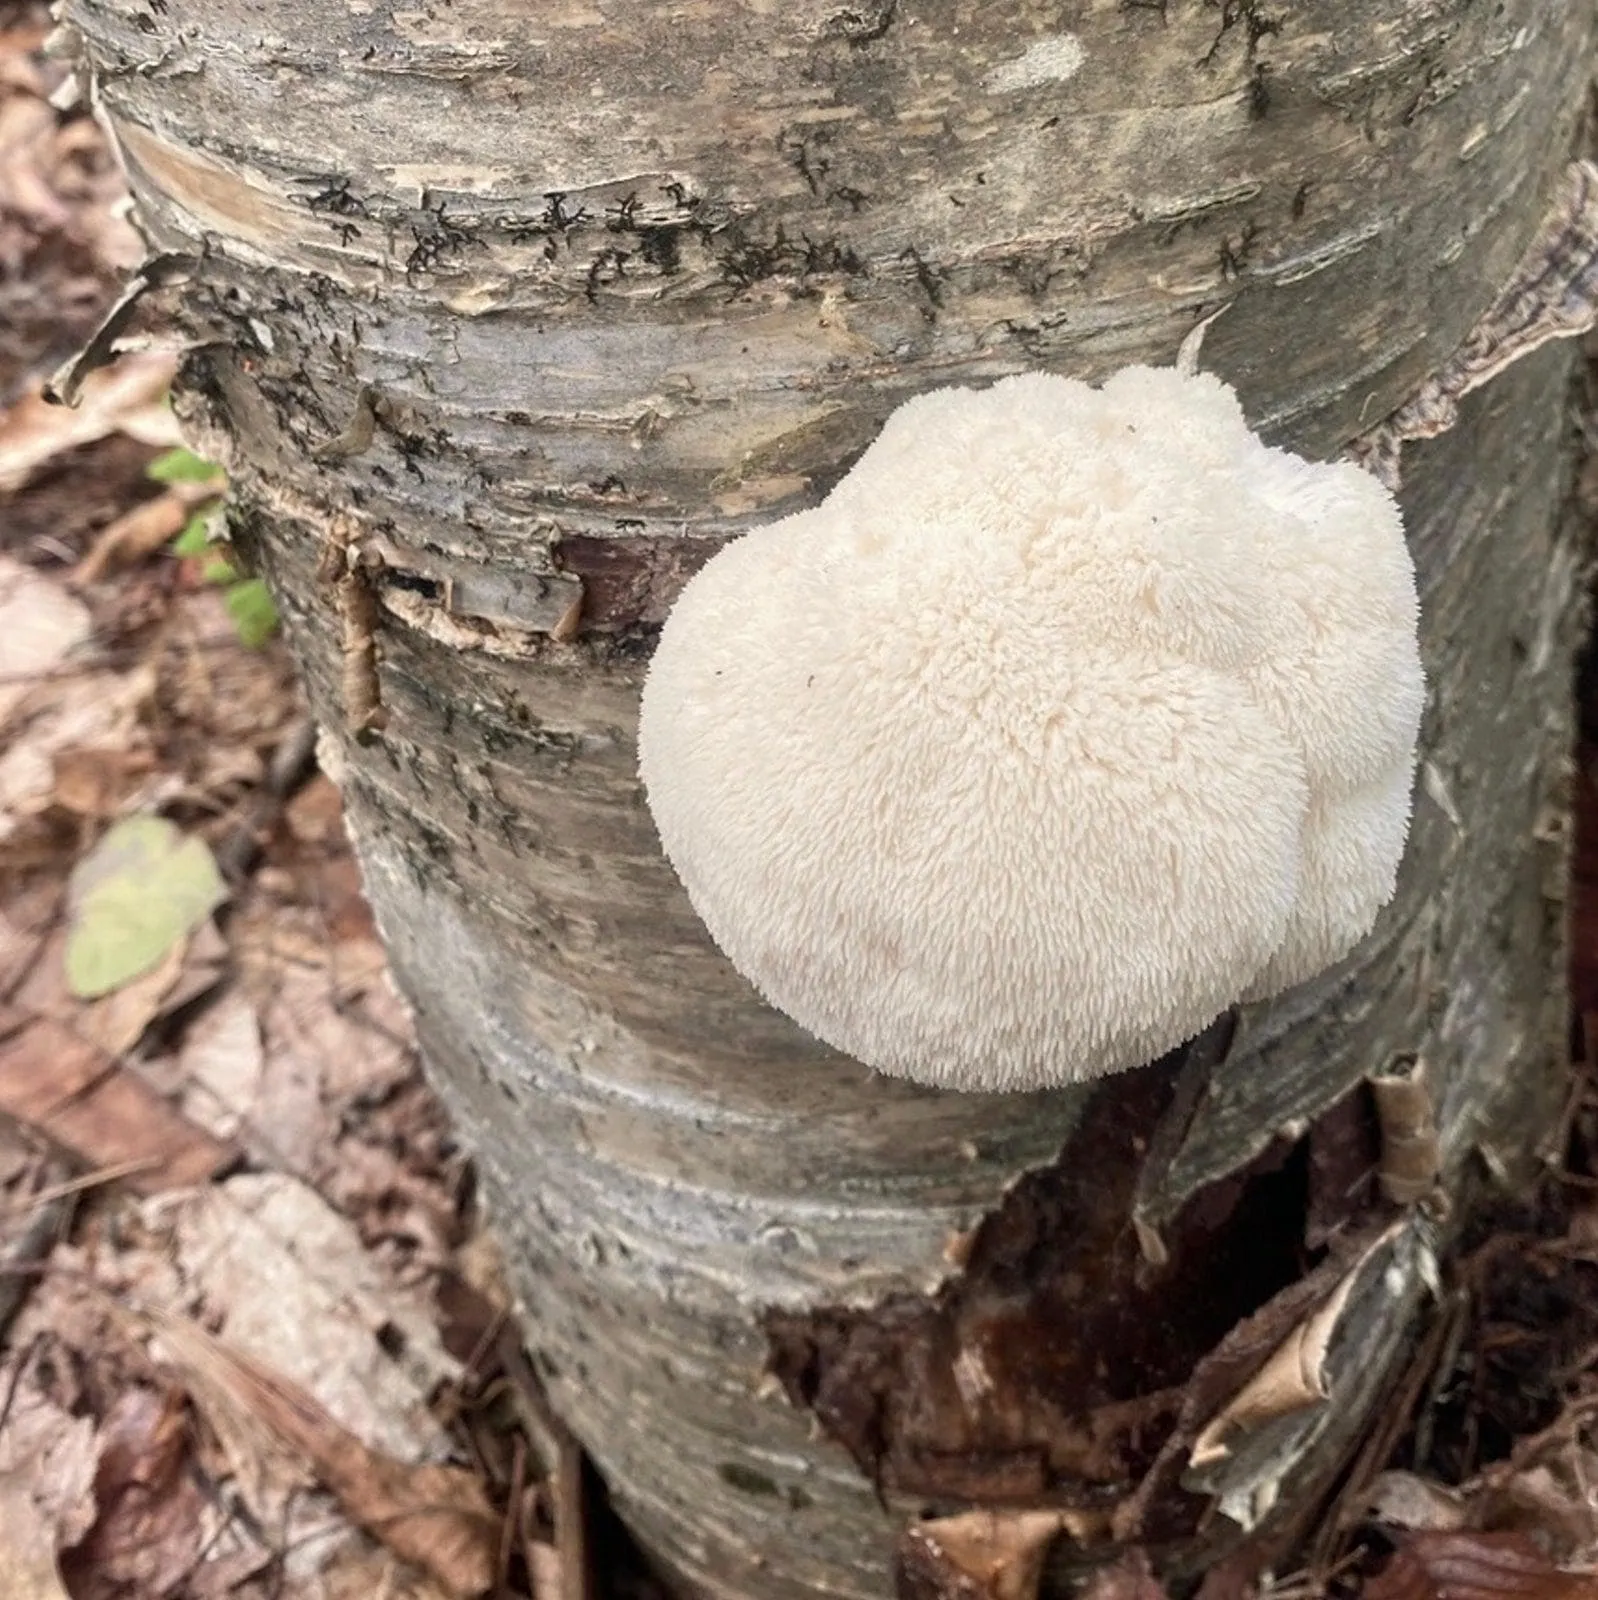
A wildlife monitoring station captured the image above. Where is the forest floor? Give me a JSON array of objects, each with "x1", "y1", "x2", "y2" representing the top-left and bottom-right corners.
[{"x1": 4, "y1": 9, "x2": 1598, "y2": 1600}]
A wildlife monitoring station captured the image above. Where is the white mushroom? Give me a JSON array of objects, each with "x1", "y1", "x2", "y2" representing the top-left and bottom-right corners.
[{"x1": 638, "y1": 367, "x2": 1424, "y2": 1092}]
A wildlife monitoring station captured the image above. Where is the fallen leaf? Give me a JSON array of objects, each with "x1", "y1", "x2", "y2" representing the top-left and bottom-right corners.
[
  {"x1": 72, "y1": 480, "x2": 221, "y2": 586},
  {"x1": 176, "y1": 994, "x2": 266, "y2": 1140},
  {"x1": 0, "y1": 554, "x2": 91, "y2": 725},
  {"x1": 1077, "y1": 1551, "x2": 1170, "y2": 1600},
  {"x1": 1365, "y1": 1531, "x2": 1597, "y2": 1600},
  {"x1": 285, "y1": 772, "x2": 349, "y2": 845},
  {"x1": 1480, "y1": 1462, "x2": 1598, "y2": 1562},
  {"x1": 168, "y1": 1172, "x2": 460, "y2": 1460},
  {"x1": 0, "y1": 659, "x2": 153, "y2": 842},
  {"x1": 16, "y1": 921, "x2": 188, "y2": 1060},
  {"x1": 0, "y1": 897, "x2": 52, "y2": 993},
  {"x1": 0, "y1": 1472, "x2": 73, "y2": 1600},
  {"x1": 0, "y1": 353, "x2": 177, "y2": 495},
  {"x1": 0, "y1": 1004, "x2": 235, "y2": 1191},
  {"x1": 143, "y1": 1307, "x2": 498, "y2": 1598},
  {"x1": 897, "y1": 1510, "x2": 1067, "y2": 1600},
  {"x1": 529, "y1": 1538, "x2": 567, "y2": 1600},
  {"x1": 61, "y1": 1385, "x2": 209, "y2": 1600},
  {"x1": 51, "y1": 745, "x2": 159, "y2": 818},
  {"x1": 65, "y1": 813, "x2": 227, "y2": 998},
  {"x1": 1366, "y1": 1471, "x2": 1472, "y2": 1534},
  {"x1": 0, "y1": 1377, "x2": 102, "y2": 1596},
  {"x1": 158, "y1": 917, "x2": 230, "y2": 1018},
  {"x1": 14, "y1": 893, "x2": 227, "y2": 1062},
  {"x1": 270, "y1": 939, "x2": 415, "y2": 1107}
]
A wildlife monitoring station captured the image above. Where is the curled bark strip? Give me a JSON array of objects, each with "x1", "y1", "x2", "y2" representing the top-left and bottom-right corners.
[
  {"x1": 1174, "y1": 304, "x2": 1229, "y2": 378},
  {"x1": 1131, "y1": 1012, "x2": 1236, "y2": 1267},
  {"x1": 44, "y1": 252, "x2": 195, "y2": 406},
  {"x1": 339, "y1": 556, "x2": 388, "y2": 738},
  {"x1": 1186, "y1": 1222, "x2": 1403, "y2": 1475},
  {"x1": 1370, "y1": 1058, "x2": 1442, "y2": 1207},
  {"x1": 312, "y1": 383, "x2": 382, "y2": 462},
  {"x1": 1354, "y1": 160, "x2": 1598, "y2": 487}
]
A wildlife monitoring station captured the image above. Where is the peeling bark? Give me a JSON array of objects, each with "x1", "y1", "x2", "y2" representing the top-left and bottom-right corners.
[{"x1": 61, "y1": 0, "x2": 1596, "y2": 1595}]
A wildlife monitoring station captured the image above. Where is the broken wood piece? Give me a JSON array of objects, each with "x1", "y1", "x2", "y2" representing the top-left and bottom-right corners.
[{"x1": 897, "y1": 1509, "x2": 1068, "y2": 1600}]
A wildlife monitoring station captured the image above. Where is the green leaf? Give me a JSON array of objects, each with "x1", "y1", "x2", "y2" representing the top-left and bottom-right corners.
[
  {"x1": 224, "y1": 578, "x2": 279, "y2": 649},
  {"x1": 200, "y1": 555, "x2": 239, "y2": 585},
  {"x1": 64, "y1": 815, "x2": 228, "y2": 999},
  {"x1": 146, "y1": 447, "x2": 224, "y2": 485},
  {"x1": 172, "y1": 506, "x2": 222, "y2": 557}
]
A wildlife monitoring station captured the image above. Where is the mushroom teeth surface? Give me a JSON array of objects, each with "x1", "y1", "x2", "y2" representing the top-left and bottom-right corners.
[{"x1": 638, "y1": 367, "x2": 1425, "y2": 1092}]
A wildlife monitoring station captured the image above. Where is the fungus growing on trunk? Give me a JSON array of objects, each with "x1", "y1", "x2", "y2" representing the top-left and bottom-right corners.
[{"x1": 638, "y1": 368, "x2": 1424, "y2": 1091}]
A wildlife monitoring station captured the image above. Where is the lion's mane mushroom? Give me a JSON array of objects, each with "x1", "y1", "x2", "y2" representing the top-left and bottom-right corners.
[{"x1": 638, "y1": 367, "x2": 1424, "y2": 1092}]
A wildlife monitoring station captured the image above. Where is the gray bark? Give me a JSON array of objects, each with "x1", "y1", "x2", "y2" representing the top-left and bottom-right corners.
[{"x1": 59, "y1": 0, "x2": 1594, "y2": 1595}]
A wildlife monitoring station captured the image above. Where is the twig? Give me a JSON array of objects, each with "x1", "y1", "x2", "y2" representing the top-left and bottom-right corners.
[
  {"x1": 0, "y1": 1193, "x2": 72, "y2": 1343},
  {"x1": 500, "y1": 1434, "x2": 528, "y2": 1595},
  {"x1": 0, "y1": 1155, "x2": 159, "y2": 1219},
  {"x1": 0, "y1": 1335, "x2": 41, "y2": 1440},
  {"x1": 214, "y1": 716, "x2": 320, "y2": 882},
  {"x1": 493, "y1": 1325, "x2": 593, "y2": 1600}
]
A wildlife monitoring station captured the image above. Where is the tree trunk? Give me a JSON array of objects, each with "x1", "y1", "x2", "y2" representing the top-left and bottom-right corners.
[{"x1": 59, "y1": 1, "x2": 1594, "y2": 1594}]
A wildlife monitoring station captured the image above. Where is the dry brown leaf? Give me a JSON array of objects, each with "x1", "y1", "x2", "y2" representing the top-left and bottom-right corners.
[
  {"x1": 158, "y1": 585, "x2": 299, "y2": 749},
  {"x1": 72, "y1": 479, "x2": 221, "y2": 586},
  {"x1": 61, "y1": 1385, "x2": 209, "y2": 1600},
  {"x1": 144, "y1": 1307, "x2": 498, "y2": 1598},
  {"x1": 159, "y1": 917, "x2": 231, "y2": 1017},
  {"x1": 0, "y1": 554, "x2": 91, "y2": 723},
  {"x1": 51, "y1": 744, "x2": 159, "y2": 818},
  {"x1": 0, "y1": 1377, "x2": 101, "y2": 1597},
  {"x1": 286, "y1": 772, "x2": 349, "y2": 845},
  {"x1": 309, "y1": 941, "x2": 415, "y2": 1096},
  {"x1": 175, "y1": 993, "x2": 266, "y2": 1140},
  {"x1": 1364, "y1": 1531, "x2": 1598, "y2": 1600},
  {"x1": 1366, "y1": 1471, "x2": 1472, "y2": 1534},
  {"x1": 897, "y1": 1509, "x2": 1067, "y2": 1600},
  {"x1": 14, "y1": 916, "x2": 224, "y2": 1071},
  {"x1": 73, "y1": 939, "x2": 186, "y2": 1057},
  {"x1": 316, "y1": 1547, "x2": 460, "y2": 1600},
  {"x1": 0, "y1": 1472, "x2": 74, "y2": 1600},
  {"x1": 0, "y1": 659, "x2": 154, "y2": 841},
  {"x1": 0, "y1": 1003, "x2": 235, "y2": 1191},
  {"x1": 529, "y1": 1539, "x2": 567, "y2": 1600},
  {"x1": 0, "y1": 353, "x2": 178, "y2": 494},
  {"x1": 0, "y1": 898, "x2": 52, "y2": 993},
  {"x1": 1076, "y1": 1551, "x2": 1171, "y2": 1600},
  {"x1": 1481, "y1": 1462, "x2": 1598, "y2": 1561},
  {"x1": 167, "y1": 1173, "x2": 460, "y2": 1457}
]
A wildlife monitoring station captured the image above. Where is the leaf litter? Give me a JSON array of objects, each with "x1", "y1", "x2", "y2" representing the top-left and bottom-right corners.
[{"x1": 0, "y1": 13, "x2": 569, "y2": 1596}]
